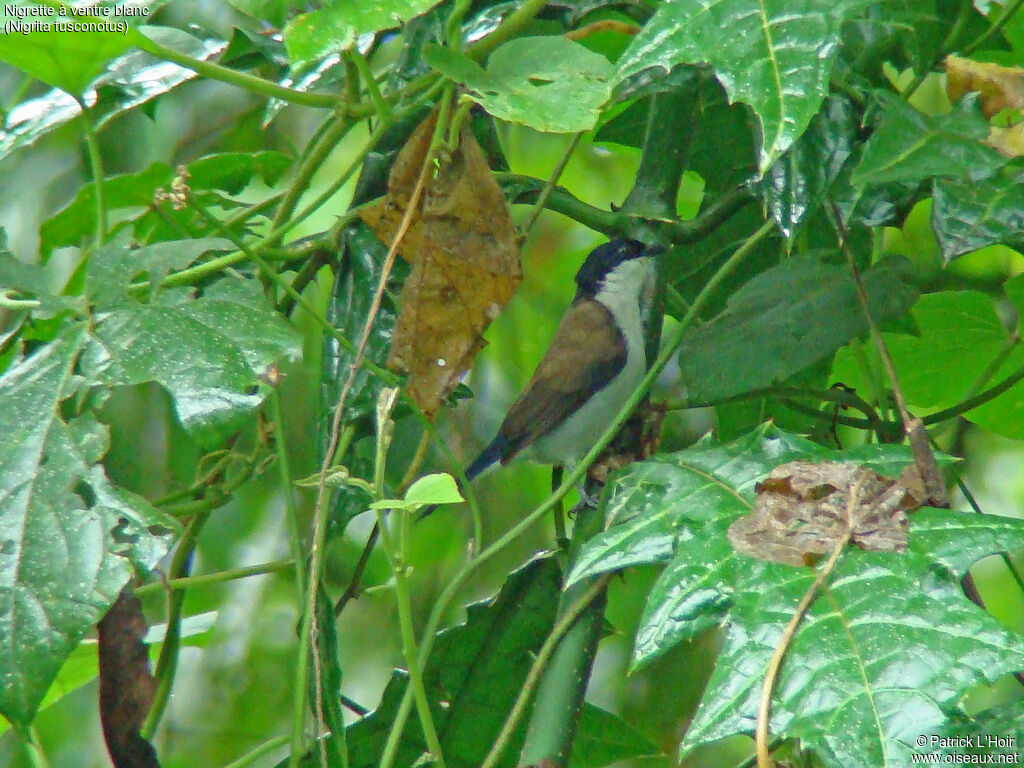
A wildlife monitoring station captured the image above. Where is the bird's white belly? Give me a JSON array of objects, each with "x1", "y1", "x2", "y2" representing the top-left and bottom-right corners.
[{"x1": 528, "y1": 347, "x2": 645, "y2": 465}]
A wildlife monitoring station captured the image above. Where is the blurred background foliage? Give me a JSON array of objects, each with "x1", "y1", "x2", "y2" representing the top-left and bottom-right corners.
[{"x1": 3, "y1": 0, "x2": 1024, "y2": 766}]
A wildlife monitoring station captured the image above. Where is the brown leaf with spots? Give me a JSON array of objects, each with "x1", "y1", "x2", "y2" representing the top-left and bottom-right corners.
[
  {"x1": 728, "y1": 461, "x2": 923, "y2": 566},
  {"x1": 360, "y1": 113, "x2": 521, "y2": 418}
]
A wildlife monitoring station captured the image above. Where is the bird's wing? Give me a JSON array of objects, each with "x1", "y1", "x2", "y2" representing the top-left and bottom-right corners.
[{"x1": 497, "y1": 298, "x2": 627, "y2": 461}]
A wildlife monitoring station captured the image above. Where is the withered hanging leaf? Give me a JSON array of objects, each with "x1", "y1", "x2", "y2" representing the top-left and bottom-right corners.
[
  {"x1": 946, "y1": 56, "x2": 1024, "y2": 118},
  {"x1": 98, "y1": 588, "x2": 160, "y2": 768},
  {"x1": 360, "y1": 112, "x2": 521, "y2": 418},
  {"x1": 727, "y1": 461, "x2": 923, "y2": 566},
  {"x1": 945, "y1": 56, "x2": 1024, "y2": 158}
]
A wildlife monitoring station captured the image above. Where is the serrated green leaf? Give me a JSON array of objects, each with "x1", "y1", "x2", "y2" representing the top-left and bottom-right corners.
[
  {"x1": 284, "y1": 0, "x2": 443, "y2": 63},
  {"x1": 931, "y1": 169, "x2": 1024, "y2": 262},
  {"x1": 81, "y1": 273, "x2": 301, "y2": 447},
  {"x1": 569, "y1": 424, "x2": 1024, "y2": 768},
  {"x1": 679, "y1": 539, "x2": 1024, "y2": 767},
  {"x1": 425, "y1": 37, "x2": 614, "y2": 133},
  {"x1": 853, "y1": 93, "x2": 1008, "y2": 186},
  {"x1": 85, "y1": 236, "x2": 234, "y2": 308},
  {"x1": 615, "y1": 0, "x2": 855, "y2": 172},
  {"x1": 677, "y1": 257, "x2": 917, "y2": 404},
  {"x1": 0, "y1": 324, "x2": 180, "y2": 727},
  {"x1": 569, "y1": 704, "x2": 663, "y2": 768},
  {"x1": 339, "y1": 557, "x2": 563, "y2": 768},
  {"x1": 754, "y1": 95, "x2": 858, "y2": 238}
]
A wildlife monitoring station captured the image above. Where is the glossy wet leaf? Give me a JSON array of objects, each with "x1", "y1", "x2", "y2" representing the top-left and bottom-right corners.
[
  {"x1": 615, "y1": 0, "x2": 859, "y2": 172},
  {"x1": 568, "y1": 425, "x2": 1024, "y2": 768},
  {"x1": 754, "y1": 95, "x2": 858, "y2": 238},
  {"x1": 853, "y1": 93, "x2": 1007, "y2": 185},
  {"x1": 0, "y1": 325, "x2": 179, "y2": 728},
  {"x1": 425, "y1": 37, "x2": 615, "y2": 133},
  {"x1": 676, "y1": 257, "x2": 917, "y2": 404},
  {"x1": 931, "y1": 169, "x2": 1024, "y2": 261},
  {"x1": 0, "y1": 31, "x2": 225, "y2": 164},
  {"x1": 81, "y1": 273, "x2": 301, "y2": 447},
  {"x1": 284, "y1": 0, "x2": 443, "y2": 63}
]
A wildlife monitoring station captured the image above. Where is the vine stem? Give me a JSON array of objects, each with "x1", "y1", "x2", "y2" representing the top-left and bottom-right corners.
[
  {"x1": 220, "y1": 735, "x2": 290, "y2": 768},
  {"x1": 754, "y1": 471, "x2": 866, "y2": 768},
  {"x1": 133, "y1": 559, "x2": 293, "y2": 597},
  {"x1": 829, "y1": 204, "x2": 947, "y2": 505},
  {"x1": 480, "y1": 574, "x2": 612, "y2": 768},
  {"x1": 520, "y1": 132, "x2": 583, "y2": 240},
  {"x1": 78, "y1": 100, "x2": 106, "y2": 247},
  {"x1": 378, "y1": 219, "x2": 777, "y2": 768},
  {"x1": 21, "y1": 726, "x2": 50, "y2": 768},
  {"x1": 292, "y1": 93, "x2": 454, "y2": 768},
  {"x1": 135, "y1": 36, "x2": 340, "y2": 109}
]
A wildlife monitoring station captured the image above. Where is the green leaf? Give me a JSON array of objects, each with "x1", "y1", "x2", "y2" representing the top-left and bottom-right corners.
[
  {"x1": 753, "y1": 95, "x2": 858, "y2": 238},
  {"x1": 569, "y1": 425, "x2": 1024, "y2": 768},
  {"x1": 0, "y1": 32, "x2": 223, "y2": 164},
  {"x1": 85, "y1": 237, "x2": 234, "y2": 308},
  {"x1": 615, "y1": 0, "x2": 854, "y2": 172},
  {"x1": 0, "y1": 324, "x2": 180, "y2": 727},
  {"x1": 404, "y1": 473, "x2": 463, "y2": 506},
  {"x1": 931, "y1": 168, "x2": 1024, "y2": 262},
  {"x1": 425, "y1": 37, "x2": 615, "y2": 133},
  {"x1": 0, "y1": 609, "x2": 216, "y2": 738},
  {"x1": 324, "y1": 224, "x2": 400, "y2": 429},
  {"x1": 342, "y1": 557, "x2": 563, "y2": 768},
  {"x1": 852, "y1": 93, "x2": 1008, "y2": 186},
  {"x1": 677, "y1": 256, "x2": 918, "y2": 404},
  {"x1": 569, "y1": 704, "x2": 663, "y2": 768},
  {"x1": 81, "y1": 272, "x2": 301, "y2": 447},
  {"x1": 39, "y1": 151, "x2": 292, "y2": 257},
  {"x1": 0, "y1": 2, "x2": 145, "y2": 94},
  {"x1": 284, "y1": 0, "x2": 443, "y2": 63}
]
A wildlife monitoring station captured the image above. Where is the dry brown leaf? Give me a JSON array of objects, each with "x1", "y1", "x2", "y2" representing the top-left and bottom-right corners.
[
  {"x1": 727, "y1": 461, "x2": 923, "y2": 566},
  {"x1": 98, "y1": 588, "x2": 160, "y2": 768},
  {"x1": 360, "y1": 113, "x2": 521, "y2": 418},
  {"x1": 946, "y1": 55, "x2": 1024, "y2": 118}
]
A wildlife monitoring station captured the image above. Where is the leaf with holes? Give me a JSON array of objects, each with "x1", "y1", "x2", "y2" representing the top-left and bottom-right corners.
[
  {"x1": 81, "y1": 263, "x2": 301, "y2": 448},
  {"x1": 568, "y1": 425, "x2": 1024, "y2": 768},
  {"x1": 0, "y1": 324, "x2": 179, "y2": 728},
  {"x1": 425, "y1": 38, "x2": 614, "y2": 133}
]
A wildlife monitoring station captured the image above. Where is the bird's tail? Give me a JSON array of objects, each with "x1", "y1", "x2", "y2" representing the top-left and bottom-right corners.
[{"x1": 419, "y1": 435, "x2": 509, "y2": 518}]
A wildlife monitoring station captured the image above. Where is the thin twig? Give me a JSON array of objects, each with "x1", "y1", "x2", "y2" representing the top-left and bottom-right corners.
[
  {"x1": 829, "y1": 203, "x2": 947, "y2": 505},
  {"x1": 755, "y1": 471, "x2": 867, "y2": 767}
]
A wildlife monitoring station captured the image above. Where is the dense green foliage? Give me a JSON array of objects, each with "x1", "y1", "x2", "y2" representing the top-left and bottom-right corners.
[{"x1": 2, "y1": 1, "x2": 1024, "y2": 767}]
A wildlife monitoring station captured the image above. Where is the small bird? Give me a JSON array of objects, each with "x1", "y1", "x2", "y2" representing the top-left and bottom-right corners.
[{"x1": 462, "y1": 238, "x2": 660, "y2": 482}]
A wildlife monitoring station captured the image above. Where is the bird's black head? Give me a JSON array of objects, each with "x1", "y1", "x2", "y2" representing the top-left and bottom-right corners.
[{"x1": 574, "y1": 240, "x2": 662, "y2": 299}]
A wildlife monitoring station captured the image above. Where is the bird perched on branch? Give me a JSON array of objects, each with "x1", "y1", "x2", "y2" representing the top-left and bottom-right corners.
[{"x1": 462, "y1": 238, "x2": 661, "y2": 483}]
